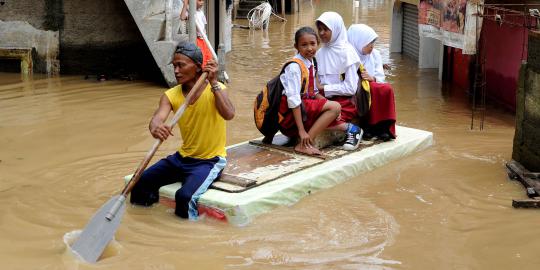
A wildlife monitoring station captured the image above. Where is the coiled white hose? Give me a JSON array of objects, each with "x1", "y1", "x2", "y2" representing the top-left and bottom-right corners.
[{"x1": 247, "y1": 1, "x2": 286, "y2": 30}]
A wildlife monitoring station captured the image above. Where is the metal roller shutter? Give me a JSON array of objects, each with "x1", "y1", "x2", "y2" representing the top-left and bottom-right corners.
[{"x1": 402, "y1": 3, "x2": 419, "y2": 60}]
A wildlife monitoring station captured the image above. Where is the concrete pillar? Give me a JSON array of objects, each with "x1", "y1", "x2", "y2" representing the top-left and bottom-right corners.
[
  {"x1": 438, "y1": 41, "x2": 444, "y2": 80},
  {"x1": 291, "y1": 0, "x2": 299, "y2": 13},
  {"x1": 20, "y1": 49, "x2": 32, "y2": 76},
  {"x1": 188, "y1": 0, "x2": 196, "y2": 42},
  {"x1": 219, "y1": 0, "x2": 225, "y2": 45},
  {"x1": 418, "y1": 36, "x2": 441, "y2": 69},
  {"x1": 390, "y1": 1, "x2": 403, "y2": 53},
  {"x1": 513, "y1": 31, "x2": 540, "y2": 171},
  {"x1": 218, "y1": 0, "x2": 226, "y2": 82},
  {"x1": 165, "y1": 0, "x2": 174, "y2": 41}
]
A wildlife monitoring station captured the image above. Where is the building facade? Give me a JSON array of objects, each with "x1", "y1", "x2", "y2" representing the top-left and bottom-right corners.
[{"x1": 0, "y1": 0, "x2": 232, "y2": 86}]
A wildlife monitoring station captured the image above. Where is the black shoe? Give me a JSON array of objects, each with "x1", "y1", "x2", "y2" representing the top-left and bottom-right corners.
[
  {"x1": 378, "y1": 132, "x2": 391, "y2": 142},
  {"x1": 343, "y1": 128, "x2": 363, "y2": 151},
  {"x1": 363, "y1": 130, "x2": 374, "y2": 140}
]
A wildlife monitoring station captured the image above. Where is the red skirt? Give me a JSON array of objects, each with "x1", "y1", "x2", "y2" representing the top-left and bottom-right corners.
[
  {"x1": 278, "y1": 96, "x2": 343, "y2": 138},
  {"x1": 328, "y1": 96, "x2": 357, "y2": 123},
  {"x1": 196, "y1": 37, "x2": 213, "y2": 67},
  {"x1": 328, "y1": 82, "x2": 397, "y2": 138},
  {"x1": 368, "y1": 82, "x2": 397, "y2": 138}
]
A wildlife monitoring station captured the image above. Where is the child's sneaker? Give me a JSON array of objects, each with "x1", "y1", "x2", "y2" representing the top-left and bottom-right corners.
[{"x1": 343, "y1": 128, "x2": 363, "y2": 151}]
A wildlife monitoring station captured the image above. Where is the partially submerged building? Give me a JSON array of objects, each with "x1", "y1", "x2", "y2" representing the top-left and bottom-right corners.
[
  {"x1": 0, "y1": 0, "x2": 233, "y2": 87},
  {"x1": 390, "y1": 0, "x2": 538, "y2": 112},
  {"x1": 390, "y1": 0, "x2": 539, "y2": 178}
]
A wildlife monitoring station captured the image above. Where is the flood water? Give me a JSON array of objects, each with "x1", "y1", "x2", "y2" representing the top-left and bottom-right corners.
[{"x1": 0, "y1": 0, "x2": 538, "y2": 269}]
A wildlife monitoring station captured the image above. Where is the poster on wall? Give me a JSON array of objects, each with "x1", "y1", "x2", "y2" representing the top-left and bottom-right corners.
[{"x1": 418, "y1": 0, "x2": 476, "y2": 53}]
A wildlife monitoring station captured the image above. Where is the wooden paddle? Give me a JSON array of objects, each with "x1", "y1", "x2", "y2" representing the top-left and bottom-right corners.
[{"x1": 71, "y1": 72, "x2": 209, "y2": 263}]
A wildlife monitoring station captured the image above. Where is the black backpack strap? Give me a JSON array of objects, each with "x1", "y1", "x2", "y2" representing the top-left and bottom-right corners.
[{"x1": 279, "y1": 60, "x2": 297, "y2": 74}]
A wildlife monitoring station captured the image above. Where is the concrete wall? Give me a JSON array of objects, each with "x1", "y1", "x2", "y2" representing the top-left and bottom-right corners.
[
  {"x1": 0, "y1": 1, "x2": 60, "y2": 74},
  {"x1": 0, "y1": 20, "x2": 60, "y2": 74},
  {"x1": 390, "y1": 1, "x2": 403, "y2": 53},
  {"x1": 0, "y1": 0, "x2": 161, "y2": 80},
  {"x1": 0, "y1": 0, "x2": 47, "y2": 28},
  {"x1": 447, "y1": 47, "x2": 473, "y2": 90},
  {"x1": 513, "y1": 31, "x2": 540, "y2": 172},
  {"x1": 418, "y1": 36, "x2": 441, "y2": 69},
  {"x1": 62, "y1": 0, "x2": 161, "y2": 79}
]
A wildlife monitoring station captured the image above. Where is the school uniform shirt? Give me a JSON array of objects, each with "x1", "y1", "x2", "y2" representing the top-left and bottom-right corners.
[
  {"x1": 279, "y1": 54, "x2": 318, "y2": 108},
  {"x1": 363, "y1": 49, "x2": 386, "y2": 83},
  {"x1": 165, "y1": 82, "x2": 227, "y2": 159},
  {"x1": 195, "y1": 9, "x2": 207, "y2": 37},
  {"x1": 318, "y1": 65, "x2": 358, "y2": 98},
  {"x1": 315, "y1": 12, "x2": 360, "y2": 98},
  {"x1": 347, "y1": 24, "x2": 386, "y2": 83}
]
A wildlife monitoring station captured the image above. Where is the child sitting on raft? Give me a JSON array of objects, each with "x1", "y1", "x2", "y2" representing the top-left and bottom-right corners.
[
  {"x1": 347, "y1": 24, "x2": 397, "y2": 141},
  {"x1": 278, "y1": 27, "x2": 359, "y2": 155},
  {"x1": 314, "y1": 12, "x2": 364, "y2": 150}
]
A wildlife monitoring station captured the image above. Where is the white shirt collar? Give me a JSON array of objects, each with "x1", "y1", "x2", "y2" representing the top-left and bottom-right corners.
[{"x1": 294, "y1": 53, "x2": 313, "y2": 69}]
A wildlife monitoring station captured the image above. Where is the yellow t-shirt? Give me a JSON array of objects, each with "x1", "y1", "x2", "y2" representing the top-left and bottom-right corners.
[{"x1": 165, "y1": 83, "x2": 227, "y2": 159}]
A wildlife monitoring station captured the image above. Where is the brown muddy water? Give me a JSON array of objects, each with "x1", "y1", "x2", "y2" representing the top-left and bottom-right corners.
[{"x1": 0, "y1": 0, "x2": 537, "y2": 269}]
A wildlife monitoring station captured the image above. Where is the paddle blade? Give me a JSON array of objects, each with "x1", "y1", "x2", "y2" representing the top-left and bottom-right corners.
[{"x1": 70, "y1": 195, "x2": 126, "y2": 263}]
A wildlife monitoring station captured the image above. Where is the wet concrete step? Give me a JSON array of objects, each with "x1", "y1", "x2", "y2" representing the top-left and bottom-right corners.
[
  {"x1": 123, "y1": 0, "x2": 186, "y2": 87},
  {"x1": 240, "y1": 0, "x2": 267, "y2": 6},
  {"x1": 236, "y1": 9, "x2": 253, "y2": 19}
]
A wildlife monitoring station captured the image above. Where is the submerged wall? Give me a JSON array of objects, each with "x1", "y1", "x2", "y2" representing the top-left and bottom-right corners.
[
  {"x1": 0, "y1": 20, "x2": 60, "y2": 74},
  {"x1": 513, "y1": 31, "x2": 540, "y2": 171},
  {"x1": 0, "y1": 0, "x2": 162, "y2": 80}
]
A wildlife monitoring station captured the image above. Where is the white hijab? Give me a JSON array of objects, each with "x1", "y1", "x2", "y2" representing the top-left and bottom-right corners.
[
  {"x1": 347, "y1": 24, "x2": 379, "y2": 75},
  {"x1": 315, "y1": 12, "x2": 360, "y2": 76}
]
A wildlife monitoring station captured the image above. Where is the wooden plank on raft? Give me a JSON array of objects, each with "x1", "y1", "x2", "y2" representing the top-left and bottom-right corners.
[
  {"x1": 249, "y1": 139, "x2": 328, "y2": 160},
  {"x1": 209, "y1": 140, "x2": 324, "y2": 192},
  {"x1": 220, "y1": 173, "x2": 256, "y2": 187}
]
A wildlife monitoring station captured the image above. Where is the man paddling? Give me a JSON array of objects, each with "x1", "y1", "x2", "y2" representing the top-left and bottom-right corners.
[{"x1": 130, "y1": 42, "x2": 235, "y2": 220}]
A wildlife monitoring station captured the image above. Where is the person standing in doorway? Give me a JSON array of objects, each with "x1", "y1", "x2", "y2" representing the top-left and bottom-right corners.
[{"x1": 180, "y1": 0, "x2": 212, "y2": 67}]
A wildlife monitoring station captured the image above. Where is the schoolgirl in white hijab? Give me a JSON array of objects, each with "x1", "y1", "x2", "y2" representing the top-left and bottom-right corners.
[
  {"x1": 347, "y1": 24, "x2": 386, "y2": 83},
  {"x1": 315, "y1": 12, "x2": 360, "y2": 98}
]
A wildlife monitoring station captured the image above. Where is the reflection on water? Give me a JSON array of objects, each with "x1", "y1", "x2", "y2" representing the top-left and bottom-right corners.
[{"x1": 0, "y1": 0, "x2": 537, "y2": 269}]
